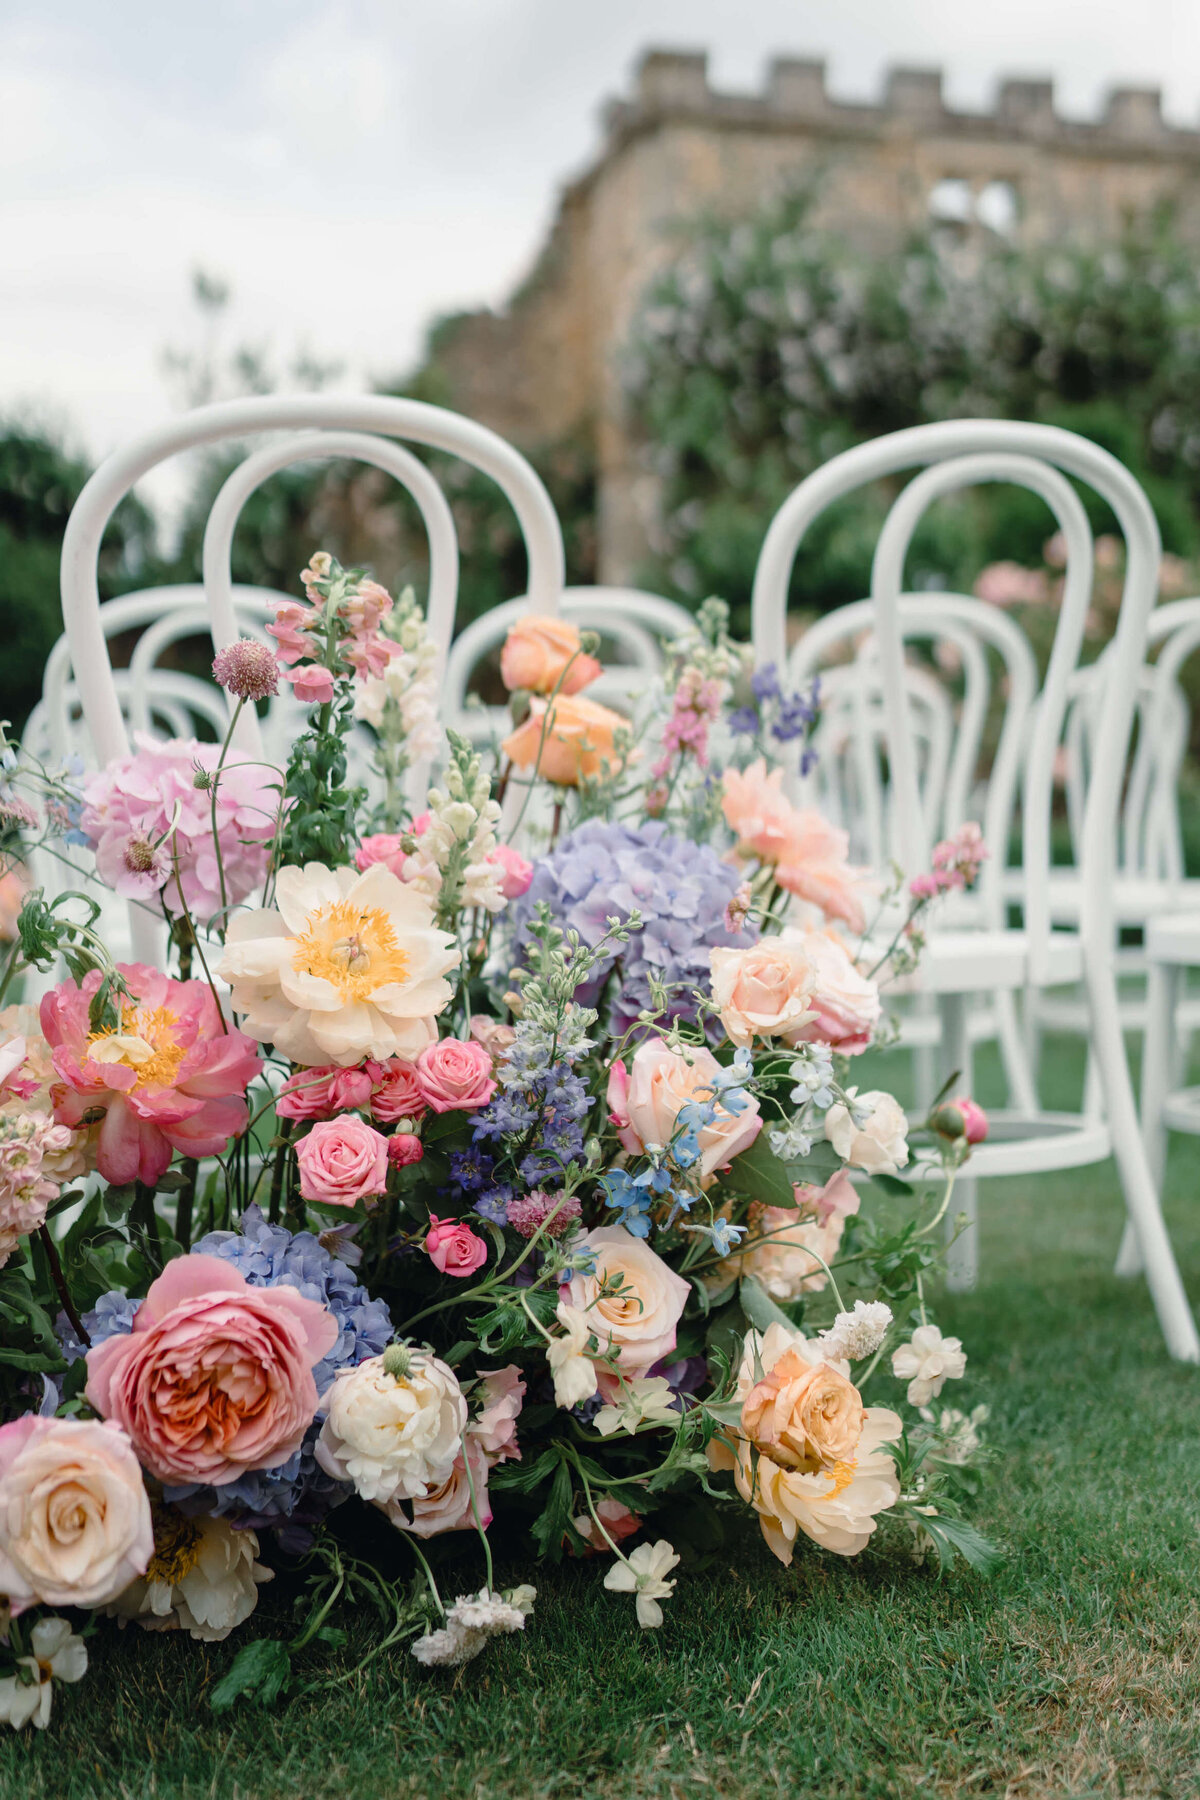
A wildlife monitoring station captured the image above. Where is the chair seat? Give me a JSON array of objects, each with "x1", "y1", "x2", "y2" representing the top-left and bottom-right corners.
[
  {"x1": 1001, "y1": 871, "x2": 1200, "y2": 926},
  {"x1": 1146, "y1": 909, "x2": 1200, "y2": 966},
  {"x1": 883, "y1": 927, "x2": 1084, "y2": 995},
  {"x1": 944, "y1": 1109, "x2": 1112, "y2": 1178},
  {"x1": 1162, "y1": 1085, "x2": 1200, "y2": 1136}
]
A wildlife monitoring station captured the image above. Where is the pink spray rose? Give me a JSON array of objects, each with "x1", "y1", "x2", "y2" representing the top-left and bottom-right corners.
[
  {"x1": 489, "y1": 843, "x2": 534, "y2": 899},
  {"x1": 387, "y1": 1130, "x2": 424, "y2": 1169},
  {"x1": 425, "y1": 1213, "x2": 488, "y2": 1277},
  {"x1": 41, "y1": 964, "x2": 261, "y2": 1187},
  {"x1": 366, "y1": 1058, "x2": 426, "y2": 1124},
  {"x1": 295, "y1": 1116, "x2": 389, "y2": 1207},
  {"x1": 355, "y1": 834, "x2": 409, "y2": 877},
  {"x1": 276, "y1": 1063, "x2": 374, "y2": 1122},
  {"x1": 415, "y1": 1038, "x2": 498, "y2": 1114},
  {"x1": 85, "y1": 1255, "x2": 339, "y2": 1486}
]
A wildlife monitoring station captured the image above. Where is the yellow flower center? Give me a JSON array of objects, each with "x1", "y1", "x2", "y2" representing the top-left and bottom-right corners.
[
  {"x1": 822, "y1": 1459, "x2": 857, "y2": 1499},
  {"x1": 292, "y1": 899, "x2": 411, "y2": 1002},
  {"x1": 87, "y1": 1005, "x2": 186, "y2": 1089},
  {"x1": 145, "y1": 1506, "x2": 203, "y2": 1587}
]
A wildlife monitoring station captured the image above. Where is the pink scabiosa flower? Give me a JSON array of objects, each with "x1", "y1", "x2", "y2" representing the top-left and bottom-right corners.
[
  {"x1": 425, "y1": 1214, "x2": 487, "y2": 1277},
  {"x1": 294, "y1": 1117, "x2": 389, "y2": 1208},
  {"x1": 80, "y1": 733, "x2": 279, "y2": 921},
  {"x1": 40, "y1": 964, "x2": 262, "y2": 1186},
  {"x1": 212, "y1": 639, "x2": 280, "y2": 703}
]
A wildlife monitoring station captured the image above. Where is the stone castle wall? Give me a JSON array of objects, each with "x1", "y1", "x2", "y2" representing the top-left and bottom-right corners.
[{"x1": 431, "y1": 49, "x2": 1200, "y2": 583}]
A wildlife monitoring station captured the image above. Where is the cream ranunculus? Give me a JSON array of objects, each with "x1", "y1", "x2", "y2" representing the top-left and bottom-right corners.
[
  {"x1": 824, "y1": 1088, "x2": 909, "y2": 1176},
  {"x1": 103, "y1": 1509, "x2": 272, "y2": 1641},
  {"x1": 315, "y1": 1350, "x2": 467, "y2": 1503},
  {"x1": 619, "y1": 1037, "x2": 762, "y2": 1181},
  {"x1": 708, "y1": 938, "x2": 816, "y2": 1048},
  {"x1": 216, "y1": 861, "x2": 460, "y2": 1067},
  {"x1": 565, "y1": 1226, "x2": 691, "y2": 1377},
  {"x1": 0, "y1": 1415, "x2": 154, "y2": 1611}
]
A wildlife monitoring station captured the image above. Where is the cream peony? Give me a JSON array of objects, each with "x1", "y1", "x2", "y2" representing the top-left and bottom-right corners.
[
  {"x1": 103, "y1": 1510, "x2": 272, "y2": 1641},
  {"x1": 0, "y1": 1415, "x2": 153, "y2": 1611},
  {"x1": 708, "y1": 938, "x2": 816, "y2": 1048},
  {"x1": 565, "y1": 1226, "x2": 691, "y2": 1377},
  {"x1": 616, "y1": 1037, "x2": 762, "y2": 1182},
  {"x1": 217, "y1": 861, "x2": 460, "y2": 1067},
  {"x1": 316, "y1": 1350, "x2": 467, "y2": 1503},
  {"x1": 824, "y1": 1088, "x2": 909, "y2": 1176}
]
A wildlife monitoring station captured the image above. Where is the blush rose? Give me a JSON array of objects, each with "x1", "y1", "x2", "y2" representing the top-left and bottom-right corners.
[
  {"x1": 295, "y1": 1116, "x2": 389, "y2": 1207},
  {"x1": 415, "y1": 1039, "x2": 497, "y2": 1113}
]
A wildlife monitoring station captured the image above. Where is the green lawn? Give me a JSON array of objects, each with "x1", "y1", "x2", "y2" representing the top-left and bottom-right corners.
[{"x1": 4, "y1": 1035, "x2": 1199, "y2": 1800}]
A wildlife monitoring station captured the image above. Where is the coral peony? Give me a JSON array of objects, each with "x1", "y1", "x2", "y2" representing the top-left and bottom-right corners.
[{"x1": 41, "y1": 964, "x2": 261, "y2": 1187}]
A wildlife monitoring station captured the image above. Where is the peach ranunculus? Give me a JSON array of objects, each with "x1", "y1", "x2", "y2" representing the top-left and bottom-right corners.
[
  {"x1": 710, "y1": 1322, "x2": 902, "y2": 1564},
  {"x1": 780, "y1": 928, "x2": 881, "y2": 1055},
  {"x1": 216, "y1": 861, "x2": 460, "y2": 1068},
  {"x1": 0, "y1": 1415, "x2": 154, "y2": 1612},
  {"x1": 85, "y1": 1254, "x2": 339, "y2": 1487},
  {"x1": 40, "y1": 964, "x2": 262, "y2": 1188},
  {"x1": 500, "y1": 615, "x2": 602, "y2": 697},
  {"x1": 721, "y1": 760, "x2": 871, "y2": 934},
  {"x1": 613, "y1": 1037, "x2": 762, "y2": 1182},
  {"x1": 294, "y1": 1116, "x2": 389, "y2": 1207},
  {"x1": 708, "y1": 937, "x2": 816, "y2": 1048},
  {"x1": 715, "y1": 1173, "x2": 859, "y2": 1301},
  {"x1": 500, "y1": 694, "x2": 629, "y2": 787},
  {"x1": 564, "y1": 1225, "x2": 691, "y2": 1377}
]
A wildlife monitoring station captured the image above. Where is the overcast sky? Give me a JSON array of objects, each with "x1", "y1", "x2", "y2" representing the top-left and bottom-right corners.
[{"x1": 4, "y1": 0, "x2": 1198, "y2": 513}]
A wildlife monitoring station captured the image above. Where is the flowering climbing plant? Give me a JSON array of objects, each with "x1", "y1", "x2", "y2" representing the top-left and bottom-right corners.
[{"x1": 0, "y1": 562, "x2": 994, "y2": 1727}]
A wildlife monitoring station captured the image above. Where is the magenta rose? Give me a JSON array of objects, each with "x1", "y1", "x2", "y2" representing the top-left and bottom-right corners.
[
  {"x1": 366, "y1": 1057, "x2": 426, "y2": 1124},
  {"x1": 277, "y1": 1063, "x2": 374, "y2": 1122},
  {"x1": 295, "y1": 1116, "x2": 389, "y2": 1207},
  {"x1": 415, "y1": 1039, "x2": 497, "y2": 1114},
  {"x1": 425, "y1": 1213, "x2": 487, "y2": 1276},
  {"x1": 85, "y1": 1255, "x2": 339, "y2": 1486}
]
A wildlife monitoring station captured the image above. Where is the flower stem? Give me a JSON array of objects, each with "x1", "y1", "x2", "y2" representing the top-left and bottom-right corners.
[{"x1": 37, "y1": 1226, "x2": 89, "y2": 1345}]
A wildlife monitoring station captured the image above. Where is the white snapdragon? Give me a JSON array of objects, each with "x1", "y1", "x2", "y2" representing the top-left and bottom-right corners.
[
  {"x1": 355, "y1": 588, "x2": 440, "y2": 766},
  {"x1": 547, "y1": 1302, "x2": 599, "y2": 1409},
  {"x1": 421, "y1": 736, "x2": 507, "y2": 916}
]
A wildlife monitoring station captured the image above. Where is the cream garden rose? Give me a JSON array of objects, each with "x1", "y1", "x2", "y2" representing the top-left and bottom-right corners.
[
  {"x1": 824, "y1": 1088, "x2": 909, "y2": 1176},
  {"x1": 781, "y1": 928, "x2": 881, "y2": 1056},
  {"x1": 316, "y1": 1349, "x2": 467, "y2": 1503},
  {"x1": 565, "y1": 1226, "x2": 691, "y2": 1377},
  {"x1": 708, "y1": 937, "x2": 816, "y2": 1047},
  {"x1": 611, "y1": 1037, "x2": 762, "y2": 1182}
]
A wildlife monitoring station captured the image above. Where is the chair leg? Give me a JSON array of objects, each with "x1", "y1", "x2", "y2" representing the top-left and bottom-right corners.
[
  {"x1": 995, "y1": 989, "x2": 1038, "y2": 1115},
  {"x1": 1119, "y1": 958, "x2": 1180, "y2": 1277},
  {"x1": 1086, "y1": 955, "x2": 1199, "y2": 1362},
  {"x1": 937, "y1": 992, "x2": 978, "y2": 1292}
]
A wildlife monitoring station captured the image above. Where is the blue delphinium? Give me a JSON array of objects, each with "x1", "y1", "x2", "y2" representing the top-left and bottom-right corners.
[{"x1": 509, "y1": 820, "x2": 757, "y2": 1039}]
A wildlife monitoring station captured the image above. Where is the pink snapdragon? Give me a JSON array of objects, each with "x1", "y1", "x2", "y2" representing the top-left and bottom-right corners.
[
  {"x1": 650, "y1": 666, "x2": 723, "y2": 781},
  {"x1": 0, "y1": 1114, "x2": 75, "y2": 1268},
  {"x1": 269, "y1": 553, "x2": 401, "y2": 706},
  {"x1": 909, "y1": 822, "x2": 989, "y2": 901}
]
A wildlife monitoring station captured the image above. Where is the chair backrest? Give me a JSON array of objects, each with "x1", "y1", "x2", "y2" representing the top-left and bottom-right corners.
[
  {"x1": 59, "y1": 396, "x2": 566, "y2": 961},
  {"x1": 786, "y1": 592, "x2": 1038, "y2": 925},
  {"x1": 753, "y1": 422, "x2": 1161, "y2": 982}
]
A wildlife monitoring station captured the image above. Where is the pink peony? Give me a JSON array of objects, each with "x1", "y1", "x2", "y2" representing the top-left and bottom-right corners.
[
  {"x1": 415, "y1": 1038, "x2": 497, "y2": 1114},
  {"x1": 276, "y1": 1063, "x2": 374, "y2": 1121},
  {"x1": 425, "y1": 1213, "x2": 488, "y2": 1277},
  {"x1": 470, "y1": 1366, "x2": 524, "y2": 1464},
  {"x1": 366, "y1": 1057, "x2": 425, "y2": 1124},
  {"x1": 489, "y1": 844, "x2": 534, "y2": 899},
  {"x1": 41, "y1": 964, "x2": 262, "y2": 1187},
  {"x1": 931, "y1": 1097, "x2": 989, "y2": 1145},
  {"x1": 387, "y1": 1130, "x2": 424, "y2": 1168},
  {"x1": 295, "y1": 1116, "x2": 389, "y2": 1207},
  {"x1": 85, "y1": 1254, "x2": 339, "y2": 1486},
  {"x1": 81, "y1": 733, "x2": 279, "y2": 922},
  {"x1": 355, "y1": 834, "x2": 409, "y2": 877}
]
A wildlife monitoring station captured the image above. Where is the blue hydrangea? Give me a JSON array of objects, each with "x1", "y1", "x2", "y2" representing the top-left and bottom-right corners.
[
  {"x1": 71, "y1": 1206, "x2": 393, "y2": 1545},
  {"x1": 510, "y1": 820, "x2": 757, "y2": 1038}
]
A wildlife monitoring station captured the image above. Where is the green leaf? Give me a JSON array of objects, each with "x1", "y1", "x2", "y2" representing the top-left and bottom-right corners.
[
  {"x1": 529, "y1": 1457, "x2": 577, "y2": 1562},
  {"x1": 719, "y1": 1133, "x2": 793, "y2": 1208},
  {"x1": 738, "y1": 1275, "x2": 799, "y2": 1336},
  {"x1": 872, "y1": 1173, "x2": 915, "y2": 1198},
  {"x1": 209, "y1": 1639, "x2": 292, "y2": 1714},
  {"x1": 916, "y1": 1512, "x2": 1002, "y2": 1575},
  {"x1": 0, "y1": 1346, "x2": 66, "y2": 1371}
]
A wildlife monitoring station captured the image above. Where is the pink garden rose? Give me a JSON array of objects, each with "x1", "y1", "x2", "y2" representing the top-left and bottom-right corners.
[
  {"x1": 470, "y1": 1366, "x2": 524, "y2": 1464},
  {"x1": 425, "y1": 1213, "x2": 488, "y2": 1277},
  {"x1": 355, "y1": 834, "x2": 409, "y2": 877},
  {"x1": 387, "y1": 1130, "x2": 424, "y2": 1168},
  {"x1": 781, "y1": 928, "x2": 881, "y2": 1056},
  {"x1": 415, "y1": 1038, "x2": 497, "y2": 1114},
  {"x1": 85, "y1": 1255, "x2": 339, "y2": 1486},
  {"x1": 41, "y1": 964, "x2": 261, "y2": 1187},
  {"x1": 276, "y1": 1063, "x2": 374, "y2": 1122},
  {"x1": 295, "y1": 1116, "x2": 389, "y2": 1207},
  {"x1": 489, "y1": 844, "x2": 534, "y2": 900},
  {"x1": 366, "y1": 1058, "x2": 426, "y2": 1124}
]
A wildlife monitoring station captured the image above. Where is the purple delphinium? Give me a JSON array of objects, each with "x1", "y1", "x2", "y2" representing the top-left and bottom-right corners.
[{"x1": 509, "y1": 819, "x2": 757, "y2": 1039}]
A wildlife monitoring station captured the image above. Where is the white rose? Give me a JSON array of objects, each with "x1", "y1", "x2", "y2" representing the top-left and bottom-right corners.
[
  {"x1": 824, "y1": 1088, "x2": 909, "y2": 1176},
  {"x1": 316, "y1": 1351, "x2": 466, "y2": 1503},
  {"x1": 565, "y1": 1226, "x2": 691, "y2": 1376},
  {"x1": 0, "y1": 1416, "x2": 153, "y2": 1610}
]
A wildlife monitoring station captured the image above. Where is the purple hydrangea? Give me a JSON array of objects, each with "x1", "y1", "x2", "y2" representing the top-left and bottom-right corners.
[
  {"x1": 68, "y1": 1206, "x2": 393, "y2": 1546},
  {"x1": 510, "y1": 819, "x2": 757, "y2": 1038}
]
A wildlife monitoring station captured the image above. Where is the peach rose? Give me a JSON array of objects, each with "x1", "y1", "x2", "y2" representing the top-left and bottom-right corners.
[
  {"x1": 501, "y1": 693, "x2": 629, "y2": 787},
  {"x1": 416, "y1": 1038, "x2": 497, "y2": 1113},
  {"x1": 500, "y1": 614, "x2": 601, "y2": 696},
  {"x1": 295, "y1": 1116, "x2": 389, "y2": 1207},
  {"x1": 776, "y1": 813, "x2": 871, "y2": 935},
  {"x1": 717, "y1": 1173, "x2": 859, "y2": 1300},
  {"x1": 781, "y1": 928, "x2": 880, "y2": 1055},
  {"x1": 564, "y1": 1225, "x2": 691, "y2": 1376},
  {"x1": 0, "y1": 1415, "x2": 154, "y2": 1611},
  {"x1": 85, "y1": 1255, "x2": 338, "y2": 1487},
  {"x1": 709, "y1": 937, "x2": 816, "y2": 1047},
  {"x1": 739, "y1": 1344, "x2": 864, "y2": 1470},
  {"x1": 618, "y1": 1037, "x2": 762, "y2": 1181},
  {"x1": 469, "y1": 1015, "x2": 517, "y2": 1064}
]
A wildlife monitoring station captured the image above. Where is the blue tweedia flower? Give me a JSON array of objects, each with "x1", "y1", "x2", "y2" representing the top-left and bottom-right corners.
[
  {"x1": 688, "y1": 1216, "x2": 746, "y2": 1257},
  {"x1": 510, "y1": 820, "x2": 758, "y2": 1039},
  {"x1": 70, "y1": 1206, "x2": 393, "y2": 1541},
  {"x1": 599, "y1": 1165, "x2": 666, "y2": 1237}
]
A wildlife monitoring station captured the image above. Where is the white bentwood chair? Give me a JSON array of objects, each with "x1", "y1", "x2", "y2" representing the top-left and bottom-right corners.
[
  {"x1": 58, "y1": 396, "x2": 566, "y2": 969},
  {"x1": 753, "y1": 420, "x2": 1199, "y2": 1364}
]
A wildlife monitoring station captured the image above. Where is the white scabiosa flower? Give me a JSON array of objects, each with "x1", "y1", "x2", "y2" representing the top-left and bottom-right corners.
[
  {"x1": 817, "y1": 1300, "x2": 893, "y2": 1363},
  {"x1": 603, "y1": 1539, "x2": 680, "y2": 1629},
  {"x1": 104, "y1": 1510, "x2": 272, "y2": 1642},
  {"x1": 316, "y1": 1348, "x2": 467, "y2": 1504},
  {"x1": 410, "y1": 1586, "x2": 534, "y2": 1668},
  {"x1": 0, "y1": 1617, "x2": 87, "y2": 1730},
  {"x1": 891, "y1": 1324, "x2": 967, "y2": 1405}
]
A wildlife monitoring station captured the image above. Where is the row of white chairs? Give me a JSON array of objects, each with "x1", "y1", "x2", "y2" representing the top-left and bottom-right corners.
[{"x1": 39, "y1": 395, "x2": 1200, "y2": 1363}]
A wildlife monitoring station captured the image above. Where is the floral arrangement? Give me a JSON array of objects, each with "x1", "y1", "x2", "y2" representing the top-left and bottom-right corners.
[{"x1": 0, "y1": 563, "x2": 993, "y2": 1728}]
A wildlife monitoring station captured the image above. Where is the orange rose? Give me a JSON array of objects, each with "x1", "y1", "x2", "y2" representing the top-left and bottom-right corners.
[
  {"x1": 739, "y1": 1345, "x2": 863, "y2": 1470},
  {"x1": 500, "y1": 615, "x2": 601, "y2": 696},
  {"x1": 501, "y1": 694, "x2": 629, "y2": 787}
]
